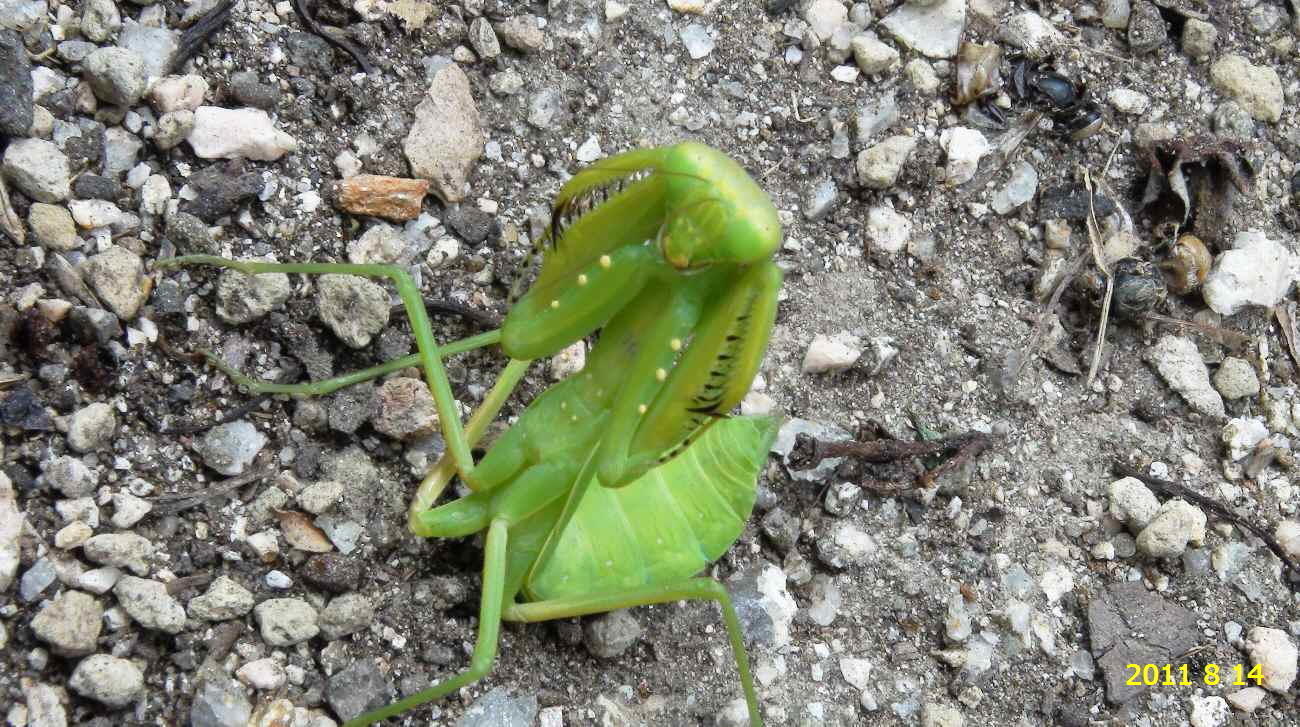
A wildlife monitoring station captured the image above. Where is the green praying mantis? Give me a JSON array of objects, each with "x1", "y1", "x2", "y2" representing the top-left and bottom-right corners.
[{"x1": 157, "y1": 141, "x2": 783, "y2": 726}]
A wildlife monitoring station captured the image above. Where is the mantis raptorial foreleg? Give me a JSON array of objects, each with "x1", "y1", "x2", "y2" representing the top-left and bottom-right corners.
[{"x1": 155, "y1": 254, "x2": 498, "y2": 487}]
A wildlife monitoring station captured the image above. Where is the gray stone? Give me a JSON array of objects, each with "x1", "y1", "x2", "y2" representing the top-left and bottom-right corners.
[
  {"x1": 254, "y1": 598, "x2": 319, "y2": 646},
  {"x1": 1107, "y1": 477, "x2": 1159, "y2": 533},
  {"x1": 815, "y1": 521, "x2": 877, "y2": 569},
  {"x1": 68, "y1": 402, "x2": 116, "y2": 452},
  {"x1": 1213, "y1": 357, "x2": 1260, "y2": 400},
  {"x1": 851, "y1": 33, "x2": 898, "y2": 74},
  {"x1": 728, "y1": 562, "x2": 797, "y2": 647},
  {"x1": 1126, "y1": 1, "x2": 1167, "y2": 53},
  {"x1": 4, "y1": 138, "x2": 71, "y2": 202},
  {"x1": 1088, "y1": 581, "x2": 1198, "y2": 703},
  {"x1": 1181, "y1": 18, "x2": 1216, "y2": 61},
  {"x1": 468, "y1": 17, "x2": 500, "y2": 59},
  {"x1": 1000, "y1": 11, "x2": 1063, "y2": 57},
  {"x1": 84, "y1": 246, "x2": 147, "y2": 320},
  {"x1": 456, "y1": 687, "x2": 538, "y2": 727},
  {"x1": 102, "y1": 128, "x2": 142, "y2": 178},
  {"x1": 114, "y1": 576, "x2": 186, "y2": 633},
  {"x1": 0, "y1": 29, "x2": 33, "y2": 136},
  {"x1": 1210, "y1": 55, "x2": 1284, "y2": 123},
  {"x1": 1145, "y1": 335, "x2": 1224, "y2": 418},
  {"x1": 991, "y1": 161, "x2": 1038, "y2": 214},
  {"x1": 82, "y1": 533, "x2": 154, "y2": 575},
  {"x1": 43, "y1": 455, "x2": 96, "y2": 497},
  {"x1": 82, "y1": 47, "x2": 148, "y2": 106},
  {"x1": 404, "y1": 64, "x2": 484, "y2": 203},
  {"x1": 69, "y1": 654, "x2": 144, "y2": 708},
  {"x1": 117, "y1": 21, "x2": 178, "y2": 81},
  {"x1": 30, "y1": 589, "x2": 102, "y2": 656},
  {"x1": 191, "y1": 666, "x2": 252, "y2": 727},
  {"x1": 852, "y1": 134, "x2": 915, "y2": 188},
  {"x1": 22, "y1": 681, "x2": 67, "y2": 727},
  {"x1": 80, "y1": 0, "x2": 121, "y2": 41},
  {"x1": 494, "y1": 15, "x2": 544, "y2": 52},
  {"x1": 28, "y1": 203, "x2": 79, "y2": 250},
  {"x1": 372, "y1": 378, "x2": 437, "y2": 440},
  {"x1": 326, "y1": 660, "x2": 392, "y2": 721},
  {"x1": 319, "y1": 592, "x2": 374, "y2": 639},
  {"x1": 215, "y1": 268, "x2": 290, "y2": 324},
  {"x1": 188, "y1": 576, "x2": 254, "y2": 621},
  {"x1": 582, "y1": 609, "x2": 641, "y2": 658},
  {"x1": 198, "y1": 421, "x2": 267, "y2": 476},
  {"x1": 317, "y1": 274, "x2": 390, "y2": 348}
]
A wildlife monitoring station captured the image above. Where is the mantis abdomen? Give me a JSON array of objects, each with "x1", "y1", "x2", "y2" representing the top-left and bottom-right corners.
[{"x1": 526, "y1": 415, "x2": 779, "y2": 600}]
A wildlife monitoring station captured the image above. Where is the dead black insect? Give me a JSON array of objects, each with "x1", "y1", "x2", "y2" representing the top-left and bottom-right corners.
[
  {"x1": 1111, "y1": 257, "x2": 1167, "y2": 318},
  {"x1": 70, "y1": 344, "x2": 118, "y2": 395},
  {"x1": 1007, "y1": 57, "x2": 1104, "y2": 141}
]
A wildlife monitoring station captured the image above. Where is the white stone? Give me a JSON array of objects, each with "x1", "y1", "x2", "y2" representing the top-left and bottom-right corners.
[
  {"x1": 1202, "y1": 230, "x2": 1295, "y2": 315},
  {"x1": 839, "y1": 657, "x2": 872, "y2": 690},
  {"x1": 149, "y1": 75, "x2": 208, "y2": 113},
  {"x1": 939, "y1": 127, "x2": 989, "y2": 185},
  {"x1": 1221, "y1": 417, "x2": 1268, "y2": 461},
  {"x1": 1189, "y1": 696, "x2": 1229, "y2": 727},
  {"x1": 802, "y1": 332, "x2": 862, "y2": 374},
  {"x1": 879, "y1": 0, "x2": 965, "y2": 58},
  {"x1": 187, "y1": 107, "x2": 297, "y2": 161},
  {"x1": 236, "y1": 657, "x2": 287, "y2": 690},
  {"x1": 1245, "y1": 627, "x2": 1297, "y2": 692},
  {"x1": 865, "y1": 204, "x2": 912, "y2": 253},
  {"x1": 1276, "y1": 520, "x2": 1300, "y2": 561},
  {"x1": 1136, "y1": 499, "x2": 1206, "y2": 559},
  {"x1": 1108, "y1": 477, "x2": 1159, "y2": 533},
  {"x1": 1107, "y1": 88, "x2": 1151, "y2": 114},
  {"x1": 1225, "y1": 686, "x2": 1267, "y2": 712}
]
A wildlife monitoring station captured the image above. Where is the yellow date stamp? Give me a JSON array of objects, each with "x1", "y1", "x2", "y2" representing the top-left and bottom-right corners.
[{"x1": 1126, "y1": 663, "x2": 1263, "y2": 687}]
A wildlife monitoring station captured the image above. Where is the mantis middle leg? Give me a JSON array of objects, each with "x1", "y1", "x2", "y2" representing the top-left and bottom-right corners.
[
  {"x1": 503, "y1": 579, "x2": 762, "y2": 727},
  {"x1": 343, "y1": 517, "x2": 510, "y2": 727}
]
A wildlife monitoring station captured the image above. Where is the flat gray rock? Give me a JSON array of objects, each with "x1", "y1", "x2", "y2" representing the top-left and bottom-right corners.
[{"x1": 1088, "y1": 581, "x2": 1199, "y2": 704}]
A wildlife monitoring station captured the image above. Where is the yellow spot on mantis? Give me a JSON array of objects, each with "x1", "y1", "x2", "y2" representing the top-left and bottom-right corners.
[
  {"x1": 550, "y1": 300, "x2": 559, "y2": 309},
  {"x1": 571, "y1": 415, "x2": 578, "y2": 422},
  {"x1": 655, "y1": 368, "x2": 667, "y2": 382},
  {"x1": 638, "y1": 404, "x2": 647, "y2": 414},
  {"x1": 600, "y1": 254, "x2": 612, "y2": 268},
  {"x1": 670, "y1": 338, "x2": 683, "y2": 351},
  {"x1": 560, "y1": 401, "x2": 567, "y2": 409},
  {"x1": 577, "y1": 274, "x2": 588, "y2": 285}
]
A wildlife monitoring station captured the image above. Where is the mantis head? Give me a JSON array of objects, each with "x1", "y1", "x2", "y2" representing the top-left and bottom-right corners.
[{"x1": 657, "y1": 142, "x2": 782, "y2": 270}]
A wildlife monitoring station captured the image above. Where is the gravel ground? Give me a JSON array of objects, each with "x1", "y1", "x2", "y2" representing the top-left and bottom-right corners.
[{"x1": 2, "y1": 0, "x2": 1300, "y2": 726}]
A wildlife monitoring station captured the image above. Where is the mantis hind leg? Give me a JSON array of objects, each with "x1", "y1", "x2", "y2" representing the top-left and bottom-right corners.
[
  {"x1": 158, "y1": 255, "x2": 482, "y2": 486},
  {"x1": 503, "y1": 579, "x2": 762, "y2": 727},
  {"x1": 343, "y1": 518, "x2": 509, "y2": 727}
]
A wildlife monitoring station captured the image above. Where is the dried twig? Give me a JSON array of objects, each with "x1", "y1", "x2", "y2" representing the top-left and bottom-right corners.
[
  {"x1": 1114, "y1": 463, "x2": 1300, "y2": 585},
  {"x1": 1083, "y1": 168, "x2": 1112, "y2": 387},
  {"x1": 790, "y1": 431, "x2": 1000, "y2": 490},
  {"x1": 1002, "y1": 249, "x2": 1091, "y2": 390},
  {"x1": 0, "y1": 174, "x2": 23, "y2": 245},
  {"x1": 1276, "y1": 303, "x2": 1300, "y2": 371},
  {"x1": 170, "y1": 0, "x2": 237, "y2": 73},
  {"x1": 148, "y1": 462, "x2": 272, "y2": 513},
  {"x1": 165, "y1": 574, "x2": 213, "y2": 595},
  {"x1": 390, "y1": 298, "x2": 503, "y2": 330},
  {"x1": 291, "y1": 0, "x2": 376, "y2": 74}
]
